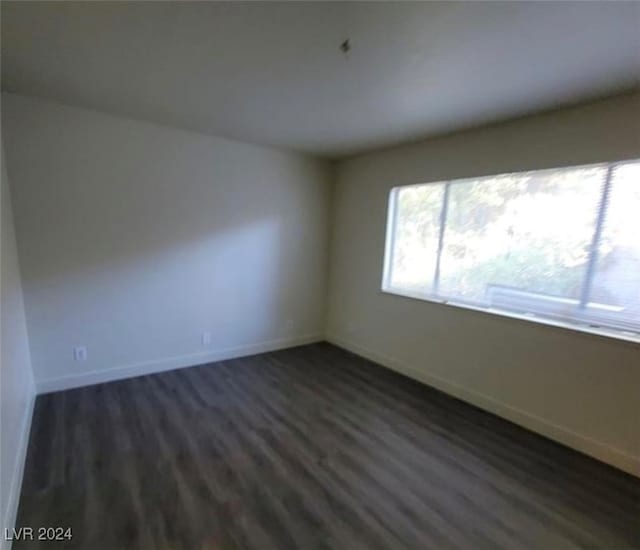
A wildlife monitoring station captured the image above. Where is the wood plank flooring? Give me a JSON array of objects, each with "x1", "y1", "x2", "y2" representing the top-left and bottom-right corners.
[{"x1": 14, "y1": 343, "x2": 640, "y2": 549}]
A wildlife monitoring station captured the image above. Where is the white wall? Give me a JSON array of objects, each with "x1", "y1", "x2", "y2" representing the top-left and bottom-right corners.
[
  {"x1": 327, "y1": 93, "x2": 640, "y2": 476},
  {"x1": 1, "y1": 136, "x2": 35, "y2": 546},
  {"x1": 2, "y1": 93, "x2": 332, "y2": 392}
]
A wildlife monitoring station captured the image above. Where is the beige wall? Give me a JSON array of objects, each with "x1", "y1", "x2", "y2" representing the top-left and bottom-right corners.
[
  {"x1": 1, "y1": 137, "x2": 35, "y2": 546},
  {"x1": 327, "y1": 93, "x2": 640, "y2": 476},
  {"x1": 2, "y1": 93, "x2": 332, "y2": 392}
]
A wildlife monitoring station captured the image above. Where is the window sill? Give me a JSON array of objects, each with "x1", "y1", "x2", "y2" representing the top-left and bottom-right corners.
[{"x1": 380, "y1": 287, "x2": 640, "y2": 347}]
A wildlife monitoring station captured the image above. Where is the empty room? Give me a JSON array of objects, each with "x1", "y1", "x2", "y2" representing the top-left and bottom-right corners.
[{"x1": 1, "y1": 1, "x2": 639, "y2": 548}]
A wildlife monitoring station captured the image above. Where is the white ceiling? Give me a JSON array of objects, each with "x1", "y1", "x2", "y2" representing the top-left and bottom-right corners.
[{"x1": 2, "y1": 1, "x2": 639, "y2": 158}]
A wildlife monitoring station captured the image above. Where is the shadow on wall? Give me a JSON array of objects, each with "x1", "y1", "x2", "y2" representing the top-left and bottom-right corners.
[{"x1": 2, "y1": 93, "x2": 329, "y2": 381}]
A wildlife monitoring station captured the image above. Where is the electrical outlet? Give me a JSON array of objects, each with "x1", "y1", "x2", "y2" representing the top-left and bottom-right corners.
[
  {"x1": 202, "y1": 331, "x2": 212, "y2": 346},
  {"x1": 73, "y1": 346, "x2": 87, "y2": 361}
]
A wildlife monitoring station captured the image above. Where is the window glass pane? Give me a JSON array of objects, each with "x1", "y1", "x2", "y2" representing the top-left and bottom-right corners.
[
  {"x1": 383, "y1": 160, "x2": 640, "y2": 337},
  {"x1": 387, "y1": 183, "x2": 444, "y2": 294},
  {"x1": 589, "y1": 161, "x2": 640, "y2": 330},
  {"x1": 438, "y1": 166, "x2": 604, "y2": 309}
]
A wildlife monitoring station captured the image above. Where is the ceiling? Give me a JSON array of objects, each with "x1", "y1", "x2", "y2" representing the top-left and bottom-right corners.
[{"x1": 2, "y1": 1, "x2": 639, "y2": 158}]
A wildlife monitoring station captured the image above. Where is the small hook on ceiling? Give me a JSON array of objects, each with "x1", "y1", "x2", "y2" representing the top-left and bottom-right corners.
[{"x1": 340, "y1": 39, "x2": 351, "y2": 56}]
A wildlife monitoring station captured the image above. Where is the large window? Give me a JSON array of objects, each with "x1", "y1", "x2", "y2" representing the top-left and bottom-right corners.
[{"x1": 382, "y1": 160, "x2": 640, "y2": 338}]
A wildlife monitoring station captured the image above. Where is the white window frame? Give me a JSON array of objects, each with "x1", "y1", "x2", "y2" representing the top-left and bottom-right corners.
[{"x1": 381, "y1": 162, "x2": 640, "y2": 345}]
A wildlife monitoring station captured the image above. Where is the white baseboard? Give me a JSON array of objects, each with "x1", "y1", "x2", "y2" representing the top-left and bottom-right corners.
[
  {"x1": 2, "y1": 388, "x2": 36, "y2": 550},
  {"x1": 36, "y1": 333, "x2": 323, "y2": 394},
  {"x1": 326, "y1": 332, "x2": 640, "y2": 478}
]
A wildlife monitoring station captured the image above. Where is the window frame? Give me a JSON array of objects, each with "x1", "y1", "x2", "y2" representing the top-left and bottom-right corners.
[{"x1": 381, "y1": 161, "x2": 640, "y2": 345}]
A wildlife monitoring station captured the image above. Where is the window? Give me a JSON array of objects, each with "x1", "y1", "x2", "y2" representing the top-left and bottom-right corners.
[{"x1": 382, "y1": 160, "x2": 640, "y2": 339}]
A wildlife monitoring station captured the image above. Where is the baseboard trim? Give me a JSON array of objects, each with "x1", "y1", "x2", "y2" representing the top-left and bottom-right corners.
[
  {"x1": 326, "y1": 332, "x2": 640, "y2": 478},
  {"x1": 36, "y1": 333, "x2": 323, "y2": 394},
  {"x1": 2, "y1": 387, "x2": 36, "y2": 550}
]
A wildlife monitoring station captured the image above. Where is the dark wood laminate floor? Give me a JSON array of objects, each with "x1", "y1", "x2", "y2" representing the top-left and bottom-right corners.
[{"x1": 15, "y1": 343, "x2": 640, "y2": 549}]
